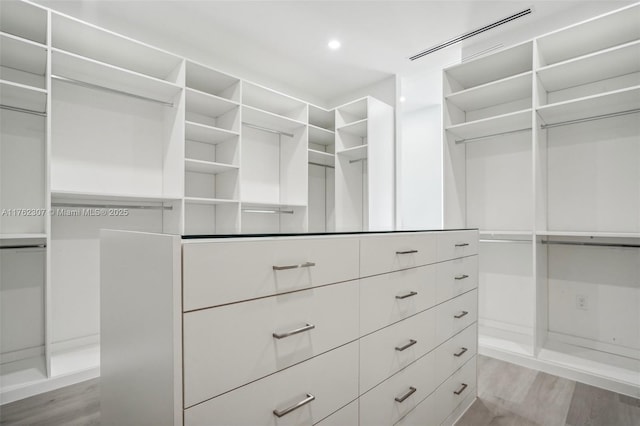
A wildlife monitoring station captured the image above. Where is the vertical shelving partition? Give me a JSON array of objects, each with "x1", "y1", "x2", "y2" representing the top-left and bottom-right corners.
[{"x1": 308, "y1": 105, "x2": 335, "y2": 232}]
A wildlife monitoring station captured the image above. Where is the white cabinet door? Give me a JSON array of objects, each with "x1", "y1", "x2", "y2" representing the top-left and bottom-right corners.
[
  {"x1": 435, "y1": 255, "x2": 478, "y2": 304},
  {"x1": 183, "y1": 280, "x2": 359, "y2": 406},
  {"x1": 433, "y1": 356, "x2": 477, "y2": 425},
  {"x1": 360, "y1": 233, "x2": 437, "y2": 277},
  {"x1": 184, "y1": 342, "x2": 359, "y2": 426},
  {"x1": 434, "y1": 323, "x2": 477, "y2": 387},
  {"x1": 436, "y1": 230, "x2": 478, "y2": 262},
  {"x1": 435, "y1": 289, "x2": 478, "y2": 345},
  {"x1": 182, "y1": 237, "x2": 359, "y2": 310},
  {"x1": 315, "y1": 400, "x2": 358, "y2": 426}
]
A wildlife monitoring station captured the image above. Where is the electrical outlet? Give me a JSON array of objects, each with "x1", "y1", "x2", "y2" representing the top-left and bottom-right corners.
[{"x1": 576, "y1": 294, "x2": 588, "y2": 310}]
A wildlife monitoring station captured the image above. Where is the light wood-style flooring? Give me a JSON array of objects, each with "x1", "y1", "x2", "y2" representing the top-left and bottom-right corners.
[{"x1": 1, "y1": 355, "x2": 638, "y2": 425}]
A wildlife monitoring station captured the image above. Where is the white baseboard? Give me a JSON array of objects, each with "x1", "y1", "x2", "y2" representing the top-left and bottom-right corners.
[
  {"x1": 548, "y1": 331, "x2": 640, "y2": 360},
  {"x1": 0, "y1": 345, "x2": 44, "y2": 365}
]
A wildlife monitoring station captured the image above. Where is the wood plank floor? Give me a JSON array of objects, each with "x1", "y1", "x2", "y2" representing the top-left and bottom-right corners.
[{"x1": 1, "y1": 355, "x2": 638, "y2": 425}]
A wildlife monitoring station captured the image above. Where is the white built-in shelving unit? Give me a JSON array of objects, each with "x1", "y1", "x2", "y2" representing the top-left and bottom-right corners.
[
  {"x1": 0, "y1": 0, "x2": 394, "y2": 403},
  {"x1": 444, "y1": 3, "x2": 640, "y2": 397}
]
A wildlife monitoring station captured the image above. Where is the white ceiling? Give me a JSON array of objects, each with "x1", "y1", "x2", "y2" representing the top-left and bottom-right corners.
[{"x1": 34, "y1": 0, "x2": 632, "y2": 106}]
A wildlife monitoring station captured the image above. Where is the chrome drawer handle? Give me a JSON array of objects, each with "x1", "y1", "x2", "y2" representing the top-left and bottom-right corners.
[
  {"x1": 273, "y1": 323, "x2": 315, "y2": 339},
  {"x1": 396, "y1": 249, "x2": 418, "y2": 254},
  {"x1": 273, "y1": 261, "x2": 316, "y2": 270},
  {"x1": 396, "y1": 291, "x2": 418, "y2": 300},
  {"x1": 454, "y1": 383, "x2": 468, "y2": 395},
  {"x1": 455, "y1": 243, "x2": 469, "y2": 247},
  {"x1": 454, "y1": 274, "x2": 469, "y2": 280},
  {"x1": 454, "y1": 310, "x2": 469, "y2": 319},
  {"x1": 395, "y1": 386, "x2": 417, "y2": 403},
  {"x1": 273, "y1": 393, "x2": 315, "y2": 417},
  {"x1": 395, "y1": 339, "x2": 417, "y2": 352},
  {"x1": 453, "y1": 347, "x2": 468, "y2": 357}
]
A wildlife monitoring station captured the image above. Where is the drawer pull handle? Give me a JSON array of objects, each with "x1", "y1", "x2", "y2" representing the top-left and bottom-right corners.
[
  {"x1": 273, "y1": 323, "x2": 315, "y2": 339},
  {"x1": 395, "y1": 339, "x2": 417, "y2": 351},
  {"x1": 396, "y1": 249, "x2": 418, "y2": 254},
  {"x1": 396, "y1": 291, "x2": 418, "y2": 300},
  {"x1": 454, "y1": 274, "x2": 469, "y2": 280},
  {"x1": 453, "y1": 347, "x2": 468, "y2": 357},
  {"x1": 395, "y1": 386, "x2": 417, "y2": 403},
  {"x1": 273, "y1": 393, "x2": 315, "y2": 417},
  {"x1": 272, "y1": 261, "x2": 316, "y2": 271},
  {"x1": 455, "y1": 243, "x2": 469, "y2": 247},
  {"x1": 454, "y1": 310, "x2": 469, "y2": 319},
  {"x1": 454, "y1": 383, "x2": 468, "y2": 395}
]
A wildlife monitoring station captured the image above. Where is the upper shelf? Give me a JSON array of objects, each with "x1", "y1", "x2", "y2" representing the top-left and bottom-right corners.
[
  {"x1": 186, "y1": 61, "x2": 240, "y2": 102},
  {"x1": 242, "y1": 105, "x2": 306, "y2": 134},
  {"x1": 186, "y1": 88, "x2": 239, "y2": 118},
  {"x1": 51, "y1": 190, "x2": 180, "y2": 204},
  {"x1": 308, "y1": 124, "x2": 335, "y2": 146},
  {"x1": 0, "y1": 32, "x2": 47, "y2": 77},
  {"x1": 335, "y1": 97, "x2": 367, "y2": 127},
  {"x1": 0, "y1": 80, "x2": 47, "y2": 113},
  {"x1": 536, "y1": 3, "x2": 640, "y2": 67},
  {"x1": 336, "y1": 118, "x2": 367, "y2": 138},
  {"x1": 52, "y1": 49, "x2": 183, "y2": 105},
  {"x1": 185, "y1": 121, "x2": 239, "y2": 145},
  {"x1": 446, "y1": 71, "x2": 532, "y2": 112},
  {"x1": 309, "y1": 104, "x2": 335, "y2": 131},
  {"x1": 446, "y1": 109, "x2": 532, "y2": 142},
  {"x1": 0, "y1": 0, "x2": 47, "y2": 44},
  {"x1": 336, "y1": 144, "x2": 368, "y2": 161},
  {"x1": 308, "y1": 149, "x2": 335, "y2": 167},
  {"x1": 537, "y1": 86, "x2": 640, "y2": 126},
  {"x1": 185, "y1": 159, "x2": 239, "y2": 175},
  {"x1": 52, "y1": 13, "x2": 182, "y2": 82},
  {"x1": 537, "y1": 40, "x2": 640, "y2": 93},
  {"x1": 243, "y1": 82, "x2": 307, "y2": 122},
  {"x1": 444, "y1": 41, "x2": 533, "y2": 91}
]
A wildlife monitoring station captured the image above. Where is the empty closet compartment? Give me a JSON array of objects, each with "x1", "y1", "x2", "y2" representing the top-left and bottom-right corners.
[
  {"x1": 308, "y1": 105, "x2": 335, "y2": 233},
  {"x1": 242, "y1": 82, "x2": 307, "y2": 123},
  {"x1": 444, "y1": 42, "x2": 533, "y2": 138}
]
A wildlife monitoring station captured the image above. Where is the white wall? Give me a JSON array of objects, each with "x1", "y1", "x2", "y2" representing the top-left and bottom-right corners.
[{"x1": 328, "y1": 75, "x2": 397, "y2": 109}]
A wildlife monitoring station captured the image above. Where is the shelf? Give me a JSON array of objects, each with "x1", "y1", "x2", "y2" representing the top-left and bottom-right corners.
[
  {"x1": 52, "y1": 49, "x2": 183, "y2": 105},
  {"x1": 242, "y1": 105, "x2": 306, "y2": 134},
  {"x1": 308, "y1": 149, "x2": 335, "y2": 167},
  {"x1": 336, "y1": 118, "x2": 367, "y2": 138},
  {"x1": 242, "y1": 82, "x2": 306, "y2": 121},
  {"x1": 446, "y1": 109, "x2": 532, "y2": 142},
  {"x1": 0, "y1": 355, "x2": 47, "y2": 392},
  {"x1": 336, "y1": 144, "x2": 368, "y2": 162},
  {"x1": 0, "y1": 80, "x2": 47, "y2": 113},
  {"x1": 538, "y1": 231, "x2": 640, "y2": 239},
  {"x1": 446, "y1": 71, "x2": 532, "y2": 111},
  {"x1": 0, "y1": 0, "x2": 47, "y2": 44},
  {"x1": 538, "y1": 41, "x2": 640, "y2": 93},
  {"x1": 335, "y1": 97, "x2": 367, "y2": 127},
  {"x1": 186, "y1": 88, "x2": 239, "y2": 118},
  {"x1": 241, "y1": 201, "x2": 307, "y2": 211},
  {"x1": 445, "y1": 41, "x2": 533, "y2": 90},
  {"x1": 308, "y1": 124, "x2": 335, "y2": 146},
  {"x1": 51, "y1": 190, "x2": 180, "y2": 204},
  {"x1": 185, "y1": 159, "x2": 238, "y2": 175},
  {"x1": 185, "y1": 121, "x2": 239, "y2": 145},
  {"x1": 537, "y1": 86, "x2": 640, "y2": 126},
  {"x1": 186, "y1": 61, "x2": 240, "y2": 101},
  {"x1": 185, "y1": 197, "x2": 239, "y2": 206},
  {"x1": 536, "y1": 4, "x2": 640, "y2": 66},
  {"x1": 480, "y1": 230, "x2": 533, "y2": 237},
  {"x1": 52, "y1": 13, "x2": 182, "y2": 81},
  {"x1": 308, "y1": 105, "x2": 335, "y2": 131},
  {"x1": 0, "y1": 32, "x2": 47, "y2": 77},
  {"x1": 0, "y1": 233, "x2": 47, "y2": 240}
]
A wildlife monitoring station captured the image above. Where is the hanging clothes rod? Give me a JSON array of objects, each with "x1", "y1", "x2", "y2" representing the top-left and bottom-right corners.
[
  {"x1": 540, "y1": 108, "x2": 640, "y2": 130},
  {"x1": 542, "y1": 240, "x2": 640, "y2": 249},
  {"x1": 242, "y1": 122, "x2": 294, "y2": 138},
  {"x1": 0, "y1": 244, "x2": 46, "y2": 250},
  {"x1": 242, "y1": 208, "x2": 295, "y2": 215},
  {"x1": 479, "y1": 238, "x2": 532, "y2": 244},
  {"x1": 52, "y1": 202, "x2": 173, "y2": 211},
  {"x1": 309, "y1": 161, "x2": 335, "y2": 169},
  {"x1": 51, "y1": 75, "x2": 175, "y2": 107},
  {"x1": 0, "y1": 104, "x2": 47, "y2": 117},
  {"x1": 349, "y1": 158, "x2": 367, "y2": 164},
  {"x1": 454, "y1": 127, "x2": 531, "y2": 144}
]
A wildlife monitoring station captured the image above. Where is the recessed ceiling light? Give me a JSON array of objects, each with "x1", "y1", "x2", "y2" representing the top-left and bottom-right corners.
[
  {"x1": 399, "y1": 96, "x2": 406, "y2": 103},
  {"x1": 328, "y1": 39, "x2": 341, "y2": 50}
]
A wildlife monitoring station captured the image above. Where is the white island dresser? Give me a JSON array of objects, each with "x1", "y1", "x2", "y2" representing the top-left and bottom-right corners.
[{"x1": 100, "y1": 229, "x2": 478, "y2": 425}]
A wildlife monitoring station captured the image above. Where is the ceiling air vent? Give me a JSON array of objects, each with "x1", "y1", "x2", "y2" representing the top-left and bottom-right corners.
[{"x1": 409, "y1": 8, "x2": 532, "y2": 61}]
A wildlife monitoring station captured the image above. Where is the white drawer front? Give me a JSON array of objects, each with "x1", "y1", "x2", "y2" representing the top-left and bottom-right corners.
[
  {"x1": 435, "y1": 255, "x2": 478, "y2": 305},
  {"x1": 183, "y1": 237, "x2": 359, "y2": 311},
  {"x1": 184, "y1": 342, "x2": 359, "y2": 426},
  {"x1": 434, "y1": 323, "x2": 477, "y2": 387},
  {"x1": 360, "y1": 233, "x2": 437, "y2": 277},
  {"x1": 359, "y1": 350, "x2": 438, "y2": 426},
  {"x1": 437, "y1": 230, "x2": 478, "y2": 262},
  {"x1": 394, "y1": 387, "x2": 437, "y2": 426},
  {"x1": 359, "y1": 308, "x2": 437, "y2": 393},
  {"x1": 435, "y1": 289, "x2": 477, "y2": 345},
  {"x1": 315, "y1": 400, "x2": 358, "y2": 426},
  {"x1": 184, "y1": 280, "x2": 359, "y2": 406},
  {"x1": 434, "y1": 356, "x2": 477, "y2": 425},
  {"x1": 360, "y1": 265, "x2": 437, "y2": 336}
]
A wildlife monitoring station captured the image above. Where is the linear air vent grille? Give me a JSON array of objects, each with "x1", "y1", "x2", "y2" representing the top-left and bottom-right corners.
[{"x1": 409, "y1": 8, "x2": 532, "y2": 61}]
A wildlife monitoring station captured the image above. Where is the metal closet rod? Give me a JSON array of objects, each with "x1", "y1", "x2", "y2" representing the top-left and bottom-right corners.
[
  {"x1": 479, "y1": 238, "x2": 532, "y2": 244},
  {"x1": 0, "y1": 104, "x2": 47, "y2": 117},
  {"x1": 308, "y1": 161, "x2": 335, "y2": 169},
  {"x1": 51, "y1": 75, "x2": 175, "y2": 107},
  {"x1": 52, "y1": 202, "x2": 173, "y2": 211},
  {"x1": 0, "y1": 244, "x2": 46, "y2": 250},
  {"x1": 349, "y1": 158, "x2": 367, "y2": 164},
  {"x1": 242, "y1": 208, "x2": 294, "y2": 215},
  {"x1": 242, "y1": 122, "x2": 294, "y2": 138},
  {"x1": 542, "y1": 240, "x2": 640, "y2": 249},
  {"x1": 454, "y1": 127, "x2": 531, "y2": 144},
  {"x1": 540, "y1": 108, "x2": 640, "y2": 130}
]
